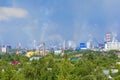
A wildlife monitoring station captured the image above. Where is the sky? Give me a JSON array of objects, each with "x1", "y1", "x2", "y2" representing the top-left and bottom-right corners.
[{"x1": 0, "y1": 0, "x2": 120, "y2": 48}]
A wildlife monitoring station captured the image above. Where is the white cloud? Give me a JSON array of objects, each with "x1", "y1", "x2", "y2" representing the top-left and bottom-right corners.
[{"x1": 0, "y1": 7, "x2": 28, "y2": 21}]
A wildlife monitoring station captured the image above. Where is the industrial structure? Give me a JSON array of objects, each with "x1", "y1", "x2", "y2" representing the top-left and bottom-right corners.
[
  {"x1": 42, "y1": 42, "x2": 46, "y2": 56},
  {"x1": 18, "y1": 42, "x2": 21, "y2": 50},
  {"x1": 104, "y1": 33, "x2": 120, "y2": 51},
  {"x1": 106, "y1": 32, "x2": 111, "y2": 42},
  {"x1": 34, "y1": 42, "x2": 46, "y2": 56},
  {"x1": 33, "y1": 40, "x2": 36, "y2": 49},
  {"x1": 2, "y1": 32, "x2": 120, "y2": 55}
]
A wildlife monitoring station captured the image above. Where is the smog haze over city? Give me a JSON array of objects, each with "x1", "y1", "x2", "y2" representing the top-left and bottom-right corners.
[{"x1": 0, "y1": 0, "x2": 120, "y2": 48}]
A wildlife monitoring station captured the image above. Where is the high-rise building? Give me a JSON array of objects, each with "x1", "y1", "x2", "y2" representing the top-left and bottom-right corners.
[
  {"x1": 86, "y1": 41, "x2": 91, "y2": 49},
  {"x1": 80, "y1": 43, "x2": 87, "y2": 49}
]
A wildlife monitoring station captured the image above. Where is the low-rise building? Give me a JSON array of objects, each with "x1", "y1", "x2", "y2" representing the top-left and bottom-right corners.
[
  {"x1": 116, "y1": 52, "x2": 120, "y2": 58},
  {"x1": 54, "y1": 50, "x2": 62, "y2": 55},
  {"x1": 104, "y1": 42, "x2": 120, "y2": 51},
  {"x1": 1, "y1": 45, "x2": 11, "y2": 54}
]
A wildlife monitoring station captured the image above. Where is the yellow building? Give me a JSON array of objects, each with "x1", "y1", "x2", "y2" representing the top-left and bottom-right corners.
[{"x1": 26, "y1": 51, "x2": 35, "y2": 57}]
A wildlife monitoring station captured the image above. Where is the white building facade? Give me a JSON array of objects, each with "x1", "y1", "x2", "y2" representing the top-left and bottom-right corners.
[{"x1": 105, "y1": 42, "x2": 120, "y2": 51}]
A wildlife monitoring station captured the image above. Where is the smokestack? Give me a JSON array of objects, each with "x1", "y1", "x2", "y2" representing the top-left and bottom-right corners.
[
  {"x1": 42, "y1": 42, "x2": 46, "y2": 56},
  {"x1": 62, "y1": 40, "x2": 65, "y2": 56},
  {"x1": 63, "y1": 40, "x2": 66, "y2": 50},
  {"x1": 18, "y1": 42, "x2": 21, "y2": 50},
  {"x1": 33, "y1": 40, "x2": 36, "y2": 49},
  {"x1": 106, "y1": 32, "x2": 111, "y2": 43}
]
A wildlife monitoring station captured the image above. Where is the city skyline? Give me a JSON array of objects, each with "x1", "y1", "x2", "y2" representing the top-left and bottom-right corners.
[{"x1": 0, "y1": 0, "x2": 120, "y2": 47}]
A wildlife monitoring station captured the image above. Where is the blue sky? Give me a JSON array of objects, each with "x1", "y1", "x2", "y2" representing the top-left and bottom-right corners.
[{"x1": 0, "y1": 0, "x2": 120, "y2": 48}]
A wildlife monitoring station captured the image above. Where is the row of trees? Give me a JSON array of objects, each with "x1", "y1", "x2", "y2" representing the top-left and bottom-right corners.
[{"x1": 0, "y1": 50, "x2": 120, "y2": 80}]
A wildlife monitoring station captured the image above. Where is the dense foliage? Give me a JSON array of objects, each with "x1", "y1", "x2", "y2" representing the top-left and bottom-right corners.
[{"x1": 0, "y1": 50, "x2": 120, "y2": 80}]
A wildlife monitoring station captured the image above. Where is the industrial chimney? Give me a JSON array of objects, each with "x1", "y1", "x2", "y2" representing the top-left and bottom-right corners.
[
  {"x1": 42, "y1": 42, "x2": 46, "y2": 56},
  {"x1": 106, "y1": 32, "x2": 111, "y2": 43}
]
